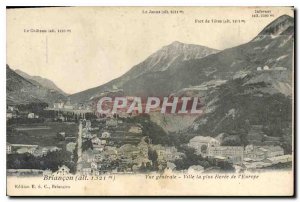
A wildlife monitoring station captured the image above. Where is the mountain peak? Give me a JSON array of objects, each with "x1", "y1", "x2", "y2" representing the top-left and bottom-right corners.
[
  {"x1": 169, "y1": 41, "x2": 183, "y2": 46},
  {"x1": 15, "y1": 69, "x2": 68, "y2": 96},
  {"x1": 254, "y1": 15, "x2": 294, "y2": 41}
]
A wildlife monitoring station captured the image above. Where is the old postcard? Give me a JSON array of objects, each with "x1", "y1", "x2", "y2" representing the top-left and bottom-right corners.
[{"x1": 6, "y1": 6, "x2": 294, "y2": 196}]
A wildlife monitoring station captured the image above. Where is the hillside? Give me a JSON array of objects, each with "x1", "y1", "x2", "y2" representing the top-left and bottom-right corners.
[
  {"x1": 6, "y1": 65, "x2": 67, "y2": 105},
  {"x1": 70, "y1": 16, "x2": 293, "y2": 104},
  {"x1": 69, "y1": 42, "x2": 219, "y2": 103},
  {"x1": 15, "y1": 69, "x2": 67, "y2": 96}
]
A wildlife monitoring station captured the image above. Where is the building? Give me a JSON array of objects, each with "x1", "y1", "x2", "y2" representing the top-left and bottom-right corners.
[
  {"x1": 55, "y1": 165, "x2": 70, "y2": 175},
  {"x1": 7, "y1": 143, "x2": 12, "y2": 154},
  {"x1": 165, "y1": 162, "x2": 176, "y2": 172},
  {"x1": 264, "y1": 155, "x2": 292, "y2": 164},
  {"x1": 263, "y1": 135, "x2": 281, "y2": 145},
  {"x1": 209, "y1": 146, "x2": 244, "y2": 163},
  {"x1": 85, "y1": 120, "x2": 92, "y2": 131},
  {"x1": 244, "y1": 145, "x2": 266, "y2": 161},
  {"x1": 82, "y1": 149, "x2": 95, "y2": 163},
  {"x1": 118, "y1": 144, "x2": 139, "y2": 158},
  {"x1": 106, "y1": 119, "x2": 118, "y2": 127},
  {"x1": 9, "y1": 144, "x2": 38, "y2": 154},
  {"x1": 101, "y1": 131, "x2": 111, "y2": 138},
  {"x1": 245, "y1": 145, "x2": 284, "y2": 161},
  {"x1": 91, "y1": 137, "x2": 102, "y2": 145},
  {"x1": 64, "y1": 98, "x2": 74, "y2": 110},
  {"x1": 28, "y1": 113, "x2": 35, "y2": 119},
  {"x1": 263, "y1": 65, "x2": 270, "y2": 70},
  {"x1": 129, "y1": 126, "x2": 142, "y2": 134},
  {"x1": 152, "y1": 145, "x2": 167, "y2": 162},
  {"x1": 257, "y1": 67, "x2": 262, "y2": 71},
  {"x1": 17, "y1": 147, "x2": 36, "y2": 154},
  {"x1": 6, "y1": 112, "x2": 13, "y2": 119},
  {"x1": 261, "y1": 146, "x2": 284, "y2": 158},
  {"x1": 188, "y1": 136, "x2": 220, "y2": 155},
  {"x1": 79, "y1": 162, "x2": 92, "y2": 175},
  {"x1": 274, "y1": 67, "x2": 287, "y2": 71},
  {"x1": 54, "y1": 100, "x2": 64, "y2": 109},
  {"x1": 188, "y1": 165, "x2": 204, "y2": 173}
]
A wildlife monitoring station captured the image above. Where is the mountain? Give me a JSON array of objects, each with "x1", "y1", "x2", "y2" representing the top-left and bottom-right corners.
[
  {"x1": 174, "y1": 15, "x2": 294, "y2": 152},
  {"x1": 7, "y1": 65, "x2": 67, "y2": 105},
  {"x1": 70, "y1": 15, "x2": 293, "y2": 105},
  {"x1": 15, "y1": 69, "x2": 67, "y2": 96},
  {"x1": 70, "y1": 42, "x2": 219, "y2": 103},
  {"x1": 71, "y1": 14, "x2": 292, "y2": 147},
  {"x1": 254, "y1": 15, "x2": 294, "y2": 41}
]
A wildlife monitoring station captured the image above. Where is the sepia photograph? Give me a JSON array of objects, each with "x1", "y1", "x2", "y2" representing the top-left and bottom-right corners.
[{"x1": 5, "y1": 6, "x2": 294, "y2": 196}]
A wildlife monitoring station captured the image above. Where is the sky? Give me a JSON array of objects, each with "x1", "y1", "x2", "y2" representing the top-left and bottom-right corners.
[{"x1": 7, "y1": 7, "x2": 293, "y2": 94}]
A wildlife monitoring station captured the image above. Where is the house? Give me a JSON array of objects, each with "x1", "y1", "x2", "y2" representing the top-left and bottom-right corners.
[
  {"x1": 32, "y1": 146, "x2": 61, "y2": 156},
  {"x1": 106, "y1": 119, "x2": 118, "y2": 127},
  {"x1": 82, "y1": 149, "x2": 95, "y2": 163},
  {"x1": 17, "y1": 147, "x2": 36, "y2": 154},
  {"x1": 43, "y1": 169, "x2": 53, "y2": 176},
  {"x1": 244, "y1": 145, "x2": 266, "y2": 161},
  {"x1": 7, "y1": 106, "x2": 15, "y2": 112},
  {"x1": 188, "y1": 165, "x2": 204, "y2": 173},
  {"x1": 55, "y1": 165, "x2": 70, "y2": 175},
  {"x1": 57, "y1": 115, "x2": 66, "y2": 122},
  {"x1": 64, "y1": 98, "x2": 74, "y2": 110},
  {"x1": 242, "y1": 161, "x2": 272, "y2": 170},
  {"x1": 101, "y1": 139, "x2": 107, "y2": 145},
  {"x1": 188, "y1": 136, "x2": 220, "y2": 155},
  {"x1": 6, "y1": 112, "x2": 13, "y2": 119},
  {"x1": 274, "y1": 67, "x2": 287, "y2": 71},
  {"x1": 54, "y1": 100, "x2": 64, "y2": 109},
  {"x1": 101, "y1": 131, "x2": 111, "y2": 138},
  {"x1": 93, "y1": 144, "x2": 105, "y2": 152},
  {"x1": 263, "y1": 135, "x2": 281, "y2": 145},
  {"x1": 245, "y1": 145, "x2": 284, "y2": 161},
  {"x1": 66, "y1": 142, "x2": 76, "y2": 153},
  {"x1": 79, "y1": 162, "x2": 92, "y2": 175},
  {"x1": 91, "y1": 137, "x2": 102, "y2": 145},
  {"x1": 165, "y1": 162, "x2": 176, "y2": 172},
  {"x1": 263, "y1": 65, "x2": 270, "y2": 70},
  {"x1": 165, "y1": 146, "x2": 183, "y2": 162},
  {"x1": 91, "y1": 161, "x2": 98, "y2": 170},
  {"x1": 152, "y1": 145, "x2": 167, "y2": 162},
  {"x1": 208, "y1": 146, "x2": 244, "y2": 163},
  {"x1": 118, "y1": 144, "x2": 140, "y2": 158},
  {"x1": 7, "y1": 143, "x2": 12, "y2": 154},
  {"x1": 104, "y1": 150, "x2": 118, "y2": 161},
  {"x1": 58, "y1": 131, "x2": 66, "y2": 138},
  {"x1": 94, "y1": 152, "x2": 105, "y2": 162},
  {"x1": 28, "y1": 113, "x2": 35, "y2": 119},
  {"x1": 133, "y1": 156, "x2": 151, "y2": 167},
  {"x1": 264, "y1": 155, "x2": 292, "y2": 165},
  {"x1": 85, "y1": 120, "x2": 92, "y2": 131},
  {"x1": 129, "y1": 126, "x2": 142, "y2": 134},
  {"x1": 261, "y1": 145, "x2": 284, "y2": 158},
  {"x1": 10, "y1": 144, "x2": 38, "y2": 154},
  {"x1": 257, "y1": 67, "x2": 262, "y2": 71}
]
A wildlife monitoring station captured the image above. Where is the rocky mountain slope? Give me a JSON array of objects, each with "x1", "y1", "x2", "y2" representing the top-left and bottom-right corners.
[
  {"x1": 7, "y1": 65, "x2": 67, "y2": 105},
  {"x1": 69, "y1": 42, "x2": 219, "y2": 103},
  {"x1": 15, "y1": 69, "x2": 67, "y2": 96},
  {"x1": 70, "y1": 15, "x2": 293, "y2": 105}
]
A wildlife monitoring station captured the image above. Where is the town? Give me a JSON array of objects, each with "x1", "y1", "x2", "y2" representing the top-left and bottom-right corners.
[{"x1": 6, "y1": 97, "x2": 292, "y2": 177}]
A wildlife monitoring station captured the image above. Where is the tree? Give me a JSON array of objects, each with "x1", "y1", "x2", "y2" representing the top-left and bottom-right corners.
[
  {"x1": 201, "y1": 145, "x2": 208, "y2": 154},
  {"x1": 148, "y1": 149, "x2": 158, "y2": 169},
  {"x1": 82, "y1": 140, "x2": 93, "y2": 151}
]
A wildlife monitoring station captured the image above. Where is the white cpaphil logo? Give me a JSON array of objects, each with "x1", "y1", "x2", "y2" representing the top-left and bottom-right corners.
[{"x1": 96, "y1": 96, "x2": 203, "y2": 114}]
